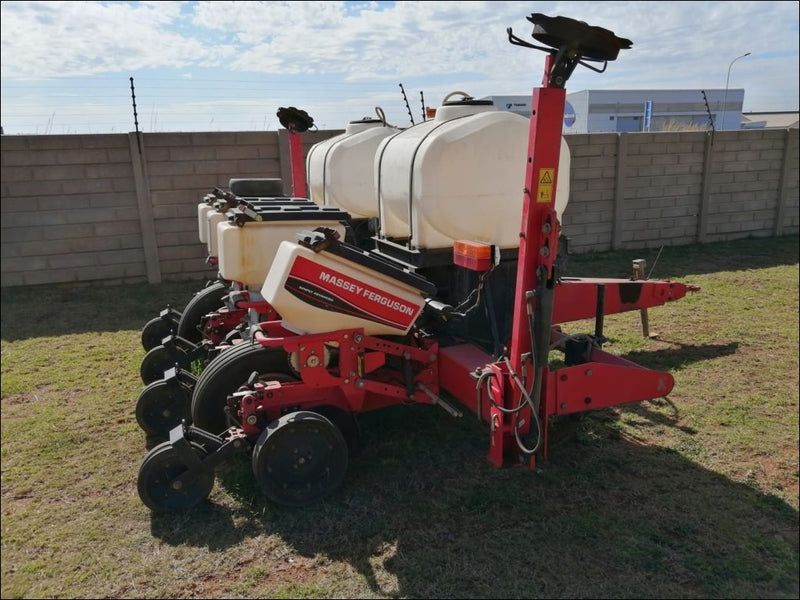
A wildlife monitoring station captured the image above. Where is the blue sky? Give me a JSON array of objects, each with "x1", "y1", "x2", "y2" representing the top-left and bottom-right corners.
[{"x1": 1, "y1": 1, "x2": 798, "y2": 134}]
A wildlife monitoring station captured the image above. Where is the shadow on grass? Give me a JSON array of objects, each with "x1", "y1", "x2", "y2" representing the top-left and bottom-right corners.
[
  {"x1": 0, "y1": 279, "x2": 211, "y2": 341},
  {"x1": 621, "y1": 341, "x2": 740, "y2": 371},
  {"x1": 147, "y1": 402, "x2": 798, "y2": 599},
  {"x1": 566, "y1": 233, "x2": 799, "y2": 280}
]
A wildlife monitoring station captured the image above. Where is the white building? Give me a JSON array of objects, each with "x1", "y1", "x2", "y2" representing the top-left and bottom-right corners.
[
  {"x1": 485, "y1": 89, "x2": 747, "y2": 133},
  {"x1": 741, "y1": 112, "x2": 799, "y2": 129}
]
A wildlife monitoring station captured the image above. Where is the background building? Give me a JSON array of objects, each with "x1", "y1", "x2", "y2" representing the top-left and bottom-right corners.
[
  {"x1": 484, "y1": 89, "x2": 797, "y2": 133},
  {"x1": 742, "y1": 112, "x2": 800, "y2": 129}
]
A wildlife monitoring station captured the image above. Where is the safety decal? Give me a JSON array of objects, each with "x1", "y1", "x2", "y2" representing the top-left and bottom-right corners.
[{"x1": 537, "y1": 168, "x2": 555, "y2": 203}]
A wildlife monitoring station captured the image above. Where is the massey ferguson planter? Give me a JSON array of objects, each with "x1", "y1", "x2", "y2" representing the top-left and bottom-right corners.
[{"x1": 137, "y1": 13, "x2": 700, "y2": 513}]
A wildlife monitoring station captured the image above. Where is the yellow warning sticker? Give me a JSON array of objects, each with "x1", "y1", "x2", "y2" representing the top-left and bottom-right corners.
[{"x1": 537, "y1": 168, "x2": 554, "y2": 203}]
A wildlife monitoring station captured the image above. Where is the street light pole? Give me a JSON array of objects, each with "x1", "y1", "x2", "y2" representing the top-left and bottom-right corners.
[{"x1": 721, "y1": 52, "x2": 751, "y2": 130}]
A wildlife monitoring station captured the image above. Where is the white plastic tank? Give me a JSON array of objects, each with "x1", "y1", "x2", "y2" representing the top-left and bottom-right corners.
[
  {"x1": 198, "y1": 201, "x2": 214, "y2": 244},
  {"x1": 206, "y1": 211, "x2": 228, "y2": 257},
  {"x1": 262, "y1": 241, "x2": 427, "y2": 336},
  {"x1": 375, "y1": 97, "x2": 498, "y2": 241},
  {"x1": 217, "y1": 216, "x2": 347, "y2": 289},
  {"x1": 306, "y1": 114, "x2": 398, "y2": 217},
  {"x1": 376, "y1": 97, "x2": 570, "y2": 249},
  {"x1": 205, "y1": 198, "x2": 319, "y2": 258}
]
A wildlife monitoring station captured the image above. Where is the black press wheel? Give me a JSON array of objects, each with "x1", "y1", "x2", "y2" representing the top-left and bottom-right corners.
[
  {"x1": 140, "y1": 344, "x2": 191, "y2": 385},
  {"x1": 310, "y1": 404, "x2": 362, "y2": 457},
  {"x1": 135, "y1": 378, "x2": 191, "y2": 441},
  {"x1": 190, "y1": 342, "x2": 295, "y2": 434},
  {"x1": 176, "y1": 282, "x2": 229, "y2": 345},
  {"x1": 252, "y1": 411, "x2": 349, "y2": 507},
  {"x1": 141, "y1": 316, "x2": 178, "y2": 351},
  {"x1": 137, "y1": 441, "x2": 214, "y2": 512}
]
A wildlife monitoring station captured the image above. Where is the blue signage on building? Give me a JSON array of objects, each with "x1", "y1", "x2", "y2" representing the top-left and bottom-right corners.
[{"x1": 564, "y1": 101, "x2": 576, "y2": 127}]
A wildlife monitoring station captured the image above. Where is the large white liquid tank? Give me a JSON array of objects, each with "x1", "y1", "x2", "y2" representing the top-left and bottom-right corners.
[
  {"x1": 375, "y1": 98, "x2": 498, "y2": 241},
  {"x1": 306, "y1": 117, "x2": 398, "y2": 216},
  {"x1": 376, "y1": 102, "x2": 570, "y2": 249}
]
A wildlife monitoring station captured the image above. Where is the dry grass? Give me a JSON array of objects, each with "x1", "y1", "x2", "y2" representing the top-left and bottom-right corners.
[{"x1": 1, "y1": 234, "x2": 798, "y2": 599}]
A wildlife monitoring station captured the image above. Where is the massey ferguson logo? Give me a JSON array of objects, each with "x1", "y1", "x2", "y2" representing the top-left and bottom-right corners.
[
  {"x1": 284, "y1": 256, "x2": 420, "y2": 331},
  {"x1": 318, "y1": 271, "x2": 416, "y2": 316}
]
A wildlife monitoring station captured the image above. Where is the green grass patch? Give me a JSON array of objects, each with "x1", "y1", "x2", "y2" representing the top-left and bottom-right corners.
[{"x1": 2, "y1": 235, "x2": 798, "y2": 599}]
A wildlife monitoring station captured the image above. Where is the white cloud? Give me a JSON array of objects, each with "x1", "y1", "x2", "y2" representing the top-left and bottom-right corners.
[
  {"x1": 1, "y1": 1, "x2": 797, "y2": 134},
  {"x1": 1, "y1": 0, "x2": 235, "y2": 78}
]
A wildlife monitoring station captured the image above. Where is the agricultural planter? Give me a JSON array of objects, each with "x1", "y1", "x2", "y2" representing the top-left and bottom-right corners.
[{"x1": 137, "y1": 13, "x2": 699, "y2": 512}]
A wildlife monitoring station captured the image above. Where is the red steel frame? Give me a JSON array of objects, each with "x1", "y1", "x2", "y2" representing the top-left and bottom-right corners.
[
  {"x1": 217, "y1": 41, "x2": 698, "y2": 471},
  {"x1": 238, "y1": 48, "x2": 697, "y2": 468},
  {"x1": 288, "y1": 129, "x2": 308, "y2": 198},
  {"x1": 437, "y1": 53, "x2": 697, "y2": 469},
  {"x1": 244, "y1": 324, "x2": 440, "y2": 437},
  {"x1": 139, "y1": 15, "x2": 703, "y2": 517}
]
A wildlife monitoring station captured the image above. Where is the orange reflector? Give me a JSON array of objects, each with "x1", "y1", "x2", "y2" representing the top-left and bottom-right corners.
[{"x1": 453, "y1": 240, "x2": 493, "y2": 271}]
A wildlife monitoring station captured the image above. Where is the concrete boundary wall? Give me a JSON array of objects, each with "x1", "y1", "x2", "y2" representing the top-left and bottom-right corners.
[
  {"x1": 1, "y1": 129, "x2": 338, "y2": 287},
  {"x1": 562, "y1": 128, "x2": 798, "y2": 254},
  {"x1": 1, "y1": 128, "x2": 798, "y2": 288}
]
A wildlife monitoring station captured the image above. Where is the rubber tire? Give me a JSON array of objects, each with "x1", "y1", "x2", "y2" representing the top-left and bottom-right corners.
[
  {"x1": 141, "y1": 316, "x2": 178, "y2": 352},
  {"x1": 252, "y1": 411, "x2": 348, "y2": 507},
  {"x1": 137, "y1": 441, "x2": 214, "y2": 512},
  {"x1": 228, "y1": 178, "x2": 285, "y2": 198},
  {"x1": 176, "y1": 282, "x2": 229, "y2": 345},
  {"x1": 190, "y1": 342, "x2": 293, "y2": 434},
  {"x1": 140, "y1": 345, "x2": 191, "y2": 385},
  {"x1": 135, "y1": 378, "x2": 191, "y2": 440}
]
